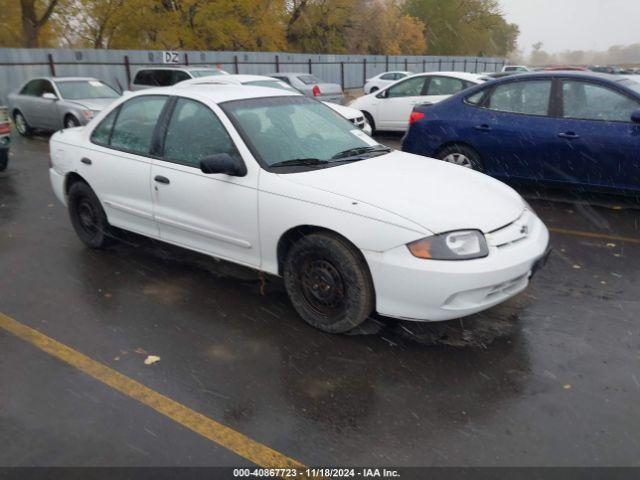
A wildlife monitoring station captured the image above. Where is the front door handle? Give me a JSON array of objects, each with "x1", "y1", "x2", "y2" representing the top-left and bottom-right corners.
[
  {"x1": 475, "y1": 124, "x2": 492, "y2": 131},
  {"x1": 558, "y1": 132, "x2": 580, "y2": 140},
  {"x1": 81, "y1": 157, "x2": 92, "y2": 165},
  {"x1": 154, "y1": 175, "x2": 170, "y2": 185}
]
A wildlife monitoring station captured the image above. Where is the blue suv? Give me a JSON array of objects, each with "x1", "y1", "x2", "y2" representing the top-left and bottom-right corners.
[{"x1": 402, "y1": 72, "x2": 640, "y2": 193}]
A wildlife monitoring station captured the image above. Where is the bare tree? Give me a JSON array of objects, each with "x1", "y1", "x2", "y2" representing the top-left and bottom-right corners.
[{"x1": 20, "y1": 0, "x2": 60, "y2": 47}]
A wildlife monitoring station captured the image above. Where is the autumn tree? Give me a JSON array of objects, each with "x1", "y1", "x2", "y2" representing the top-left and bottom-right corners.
[{"x1": 0, "y1": 0, "x2": 62, "y2": 47}]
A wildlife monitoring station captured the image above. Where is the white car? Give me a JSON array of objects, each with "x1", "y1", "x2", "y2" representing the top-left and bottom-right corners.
[
  {"x1": 364, "y1": 71, "x2": 413, "y2": 94},
  {"x1": 177, "y1": 74, "x2": 372, "y2": 135},
  {"x1": 502, "y1": 65, "x2": 531, "y2": 73},
  {"x1": 49, "y1": 86, "x2": 550, "y2": 333},
  {"x1": 349, "y1": 72, "x2": 486, "y2": 133}
]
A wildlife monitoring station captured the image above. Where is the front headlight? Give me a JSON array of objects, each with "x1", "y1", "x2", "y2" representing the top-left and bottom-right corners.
[
  {"x1": 80, "y1": 109, "x2": 97, "y2": 120},
  {"x1": 407, "y1": 230, "x2": 489, "y2": 260}
]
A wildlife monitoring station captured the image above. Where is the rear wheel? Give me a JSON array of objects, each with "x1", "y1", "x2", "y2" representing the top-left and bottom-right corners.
[
  {"x1": 438, "y1": 144, "x2": 484, "y2": 172},
  {"x1": 14, "y1": 111, "x2": 33, "y2": 137},
  {"x1": 64, "y1": 115, "x2": 80, "y2": 129},
  {"x1": 283, "y1": 232, "x2": 375, "y2": 333},
  {"x1": 0, "y1": 149, "x2": 8, "y2": 172},
  {"x1": 370, "y1": 87, "x2": 379, "y2": 93},
  {"x1": 68, "y1": 182, "x2": 115, "y2": 249}
]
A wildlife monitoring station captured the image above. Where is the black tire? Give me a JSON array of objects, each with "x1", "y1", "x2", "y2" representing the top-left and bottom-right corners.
[
  {"x1": 370, "y1": 87, "x2": 379, "y2": 93},
  {"x1": 64, "y1": 115, "x2": 80, "y2": 129},
  {"x1": 14, "y1": 110, "x2": 33, "y2": 137},
  {"x1": 437, "y1": 144, "x2": 484, "y2": 172},
  {"x1": 68, "y1": 181, "x2": 115, "y2": 249},
  {"x1": 362, "y1": 111, "x2": 376, "y2": 136},
  {"x1": 283, "y1": 232, "x2": 375, "y2": 333},
  {"x1": 0, "y1": 149, "x2": 8, "y2": 172}
]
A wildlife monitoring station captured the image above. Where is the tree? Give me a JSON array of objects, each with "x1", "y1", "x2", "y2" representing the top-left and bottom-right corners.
[
  {"x1": 403, "y1": 0, "x2": 518, "y2": 56},
  {"x1": 20, "y1": 0, "x2": 61, "y2": 47}
]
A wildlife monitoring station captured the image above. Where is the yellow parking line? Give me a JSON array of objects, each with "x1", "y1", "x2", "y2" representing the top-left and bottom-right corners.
[
  {"x1": 0, "y1": 312, "x2": 307, "y2": 473},
  {"x1": 549, "y1": 227, "x2": 640, "y2": 245}
]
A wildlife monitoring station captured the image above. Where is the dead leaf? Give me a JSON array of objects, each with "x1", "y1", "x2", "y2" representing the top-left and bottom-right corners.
[{"x1": 144, "y1": 355, "x2": 161, "y2": 365}]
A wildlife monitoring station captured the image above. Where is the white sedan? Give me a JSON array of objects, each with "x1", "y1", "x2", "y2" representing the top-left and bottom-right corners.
[
  {"x1": 177, "y1": 74, "x2": 372, "y2": 135},
  {"x1": 364, "y1": 71, "x2": 413, "y2": 94},
  {"x1": 49, "y1": 86, "x2": 549, "y2": 333},
  {"x1": 350, "y1": 72, "x2": 486, "y2": 133}
]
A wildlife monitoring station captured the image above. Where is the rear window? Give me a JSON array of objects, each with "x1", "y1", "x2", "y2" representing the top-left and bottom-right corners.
[
  {"x1": 190, "y1": 69, "x2": 226, "y2": 78},
  {"x1": 298, "y1": 75, "x2": 323, "y2": 85}
]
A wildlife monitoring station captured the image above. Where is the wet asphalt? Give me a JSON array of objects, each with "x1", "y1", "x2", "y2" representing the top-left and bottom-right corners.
[{"x1": 1, "y1": 131, "x2": 639, "y2": 469}]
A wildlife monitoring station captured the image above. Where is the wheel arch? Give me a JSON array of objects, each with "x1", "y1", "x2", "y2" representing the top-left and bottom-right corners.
[
  {"x1": 64, "y1": 171, "x2": 90, "y2": 198},
  {"x1": 435, "y1": 140, "x2": 481, "y2": 158}
]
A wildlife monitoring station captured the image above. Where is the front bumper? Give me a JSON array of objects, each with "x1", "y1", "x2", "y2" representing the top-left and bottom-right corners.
[
  {"x1": 364, "y1": 213, "x2": 550, "y2": 322},
  {"x1": 50, "y1": 168, "x2": 67, "y2": 206}
]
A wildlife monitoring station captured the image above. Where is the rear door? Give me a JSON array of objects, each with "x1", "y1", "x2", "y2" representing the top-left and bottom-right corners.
[
  {"x1": 151, "y1": 97, "x2": 260, "y2": 267},
  {"x1": 84, "y1": 95, "x2": 169, "y2": 237},
  {"x1": 466, "y1": 79, "x2": 556, "y2": 180},
  {"x1": 545, "y1": 79, "x2": 640, "y2": 190},
  {"x1": 373, "y1": 76, "x2": 429, "y2": 130}
]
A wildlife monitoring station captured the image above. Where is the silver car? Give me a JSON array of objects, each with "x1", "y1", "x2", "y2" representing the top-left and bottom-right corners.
[
  {"x1": 8, "y1": 77, "x2": 120, "y2": 136},
  {"x1": 268, "y1": 73, "x2": 345, "y2": 104}
]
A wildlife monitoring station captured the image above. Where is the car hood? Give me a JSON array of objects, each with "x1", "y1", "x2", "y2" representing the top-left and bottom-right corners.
[
  {"x1": 67, "y1": 98, "x2": 118, "y2": 111},
  {"x1": 323, "y1": 102, "x2": 361, "y2": 120},
  {"x1": 281, "y1": 151, "x2": 525, "y2": 234}
]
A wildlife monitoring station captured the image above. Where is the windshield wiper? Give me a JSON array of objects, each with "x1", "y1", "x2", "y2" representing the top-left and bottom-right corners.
[
  {"x1": 331, "y1": 145, "x2": 392, "y2": 160},
  {"x1": 270, "y1": 158, "x2": 329, "y2": 168}
]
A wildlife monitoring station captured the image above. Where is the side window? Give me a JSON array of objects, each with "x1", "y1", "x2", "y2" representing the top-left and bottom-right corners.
[
  {"x1": 488, "y1": 80, "x2": 552, "y2": 115},
  {"x1": 380, "y1": 73, "x2": 396, "y2": 80},
  {"x1": 562, "y1": 80, "x2": 640, "y2": 122},
  {"x1": 386, "y1": 77, "x2": 427, "y2": 98},
  {"x1": 90, "y1": 108, "x2": 119, "y2": 145},
  {"x1": 172, "y1": 71, "x2": 191, "y2": 84},
  {"x1": 21, "y1": 80, "x2": 40, "y2": 96},
  {"x1": 273, "y1": 76, "x2": 290, "y2": 85},
  {"x1": 163, "y1": 98, "x2": 238, "y2": 168},
  {"x1": 134, "y1": 70, "x2": 155, "y2": 86},
  {"x1": 465, "y1": 90, "x2": 486, "y2": 106},
  {"x1": 110, "y1": 96, "x2": 168, "y2": 155},
  {"x1": 41, "y1": 80, "x2": 56, "y2": 96},
  {"x1": 427, "y1": 76, "x2": 465, "y2": 96}
]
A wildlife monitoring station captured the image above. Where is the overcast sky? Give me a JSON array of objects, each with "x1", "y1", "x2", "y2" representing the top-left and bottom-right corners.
[{"x1": 499, "y1": 0, "x2": 640, "y2": 54}]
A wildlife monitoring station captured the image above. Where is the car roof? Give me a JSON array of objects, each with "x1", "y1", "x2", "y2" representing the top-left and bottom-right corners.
[
  {"x1": 180, "y1": 74, "x2": 282, "y2": 85},
  {"x1": 32, "y1": 77, "x2": 98, "y2": 82},
  {"x1": 491, "y1": 70, "x2": 629, "y2": 83},
  {"x1": 412, "y1": 71, "x2": 486, "y2": 82},
  {"x1": 140, "y1": 84, "x2": 300, "y2": 103}
]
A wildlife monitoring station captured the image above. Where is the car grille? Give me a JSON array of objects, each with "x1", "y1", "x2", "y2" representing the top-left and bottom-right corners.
[
  {"x1": 350, "y1": 116, "x2": 366, "y2": 130},
  {"x1": 487, "y1": 210, "x2": 536, "y2": 249}
]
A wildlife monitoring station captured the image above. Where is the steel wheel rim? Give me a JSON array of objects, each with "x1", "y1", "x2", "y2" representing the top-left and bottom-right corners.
[
  {"x1": 66, "y1": 117, "x2": 79, "y2": 128},
  {"x1": 15, "y1": 114, "x2": 26, "y2": 134},
  {"x1": 444, "y1": 153, "x2": 473, "y2": 168},
  {"x1": 299, "y1": 257, "x2": 345, "y2": 318},
  {"x1": 77, "y1": 198, "x2": 98, "y2": 236}
]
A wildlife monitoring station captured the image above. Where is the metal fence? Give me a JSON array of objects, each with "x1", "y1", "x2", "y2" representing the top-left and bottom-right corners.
[{"x1": 0, "y1": 48, "x2": 506, "y2": 103}]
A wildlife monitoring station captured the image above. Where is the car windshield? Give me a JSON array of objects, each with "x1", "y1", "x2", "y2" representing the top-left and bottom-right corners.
[
  {"x1": 243, "y1": 80, "x2": 298, "y2": 92},
  {"x1": 55, "y1": 80, "x2": 119, "y2": 99},
  {"x1": 619, "y1": 79, "x2": 640, "y2": 95},
  {"x1": 190, "y1": 69, "x2": 226, "y2": 77},
  {"x1": 222, "y1": 96, "x2": 387, "y2": 168}
]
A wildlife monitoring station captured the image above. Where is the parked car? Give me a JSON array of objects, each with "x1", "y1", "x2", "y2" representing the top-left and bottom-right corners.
[
  {"x1": 130, "y1": 66, "x2": 229, "y2": 91},
  {"x1": 364, "y1": 71, "x2": 412, "y2": 94},
  {"x1": 402, "y1": 72, "x2": 640, "y2": 193},
  {"x1": 48, "y1": 86, "x2": 549, "y2": 333},
  {"x1": 502, "y1": 65, "x2": 530, "y2": 73},
  {"x1": 176, "y1": 74, "x2": 371, "y2": 134},
  {"x1": 0, "y1": 106, "x2": 10, "y2": 171},
  {"x1": 349, "y1": 72, "x2": 486, "y2": 133},
  {"x1": 8, "y1": 77, "x2": 120, "y2": 135},
  {"x1": 542, "y1": 66, "x2": 587, "y2": 71},
  {"x1": 268, "y1": 73, "x2": 344, "y2": 104},
  {"x1": 482, "y1": 71, "x2": 521, "y2": 79}
]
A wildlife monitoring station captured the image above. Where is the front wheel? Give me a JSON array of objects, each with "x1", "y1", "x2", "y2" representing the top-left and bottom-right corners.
[
  {"x1": 68, "y1": 182, "x2": 115, "y2": 249},
  {"x1": 438, "y1": 144, "x2": 484, "y2": 172},
  {"x1": 283, "y1": 233, "x2": 375, "y2": 333},
  {"x1": 64, "y1": 115, "x2": 80, "y2": 129},
  {"x1": 370, "y1": 87, "x2": 379, "y2": 93},
  {"x1": 14, "y1": 111, "x2": 33, "y2": 137}
]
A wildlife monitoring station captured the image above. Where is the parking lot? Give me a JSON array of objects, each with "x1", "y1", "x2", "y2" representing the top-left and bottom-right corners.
[{"x1": 1, "y1": 130, "x2": 640, "y2": 471}]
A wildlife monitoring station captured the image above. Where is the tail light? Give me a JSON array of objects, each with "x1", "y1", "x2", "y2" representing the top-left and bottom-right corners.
[
  {"x1": 409, "y1": 111, "x2": 425, "y2": 125},
  {"x1": 312, "y1": 85, "x2": 321, "y2": 97},
  {"x1": 0, "y1": 123, "x2": 10, "y2": 135}
]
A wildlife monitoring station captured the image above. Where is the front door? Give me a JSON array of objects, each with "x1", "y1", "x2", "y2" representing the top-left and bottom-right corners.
[
  {"x1": 151, "y1": 98, "x2": 260, "y2": 267},
  {"x1": 373, "y1": 76, "x2": 429, "y2": 130},
  {"x1": 544, "y1": 79, "x2": 640, "y2": 190}
]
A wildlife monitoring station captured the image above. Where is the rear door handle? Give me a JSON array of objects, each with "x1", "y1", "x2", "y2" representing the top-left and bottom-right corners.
[
  {"x1": 154, "y1": 175, "x2": 170, "y2": 185},
  {"x1": 558, "y1": 132, "x2": 580, "y2": 140},
  {"x1": 81, "y1": 157, "x2": 92, "y2": 165},
  {"x1": 475, "y1": 124, "x2": 492, "y2": 131}
]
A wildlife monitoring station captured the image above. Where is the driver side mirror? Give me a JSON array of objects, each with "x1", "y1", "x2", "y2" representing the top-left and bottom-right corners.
[
  {"x1": 200, "y1": 153, "x2": 246, "y2": 177},
  {"x1": 42, "y1": 92, "x2": 58, "y2": 101},
  {"x1": 632, "y1": 109, "x2": 640, "y2": 124}
]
